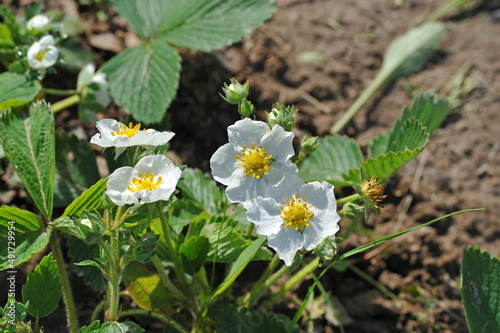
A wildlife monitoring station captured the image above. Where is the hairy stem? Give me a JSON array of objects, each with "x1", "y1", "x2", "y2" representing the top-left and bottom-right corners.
[{"x1": 49, "y1": 232, "x2": 79, "y2": 333}]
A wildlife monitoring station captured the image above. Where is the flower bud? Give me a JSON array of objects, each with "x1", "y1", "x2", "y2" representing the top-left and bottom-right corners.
[
  {"x1": 237, "y1": 98, "x2": 254, "y2": 117},
  {"x1": 301, "y1": 136, "x2": 319, "y2": 154},
  {"x1": 267, "y1": 104, "x2": 296, "y2": 131},
  {"x1": 26, "y1": 14, "x2": 50, "y2": 32},
  {"x1": 221, "y1": 79, "x2": 249, "y2": 104}
]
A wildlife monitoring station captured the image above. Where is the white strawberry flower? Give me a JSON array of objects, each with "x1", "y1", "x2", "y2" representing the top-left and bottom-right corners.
[
  {"x1": 106, "y1": 155, "x2": 181, "y2": 206},
  {"x1": 90, "y1": 119, "x2": 175, "y2": 148},
  {"x1": 246, "y1": 173, "x2": 341, "y2": 266},
  {"x1": 210, "y1": 118, "x2": 297, "y2": 209},
  {"x1": 27, "y1": 35, "x2": 58, "y2": 70},
  {"x1": 26, "y1": 14, "x2": 50, "y2": 31}
]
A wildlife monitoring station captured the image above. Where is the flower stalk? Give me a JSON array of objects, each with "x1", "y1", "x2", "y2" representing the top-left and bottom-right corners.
[{"x1": 52, "y1": 94, "x2": 81, "y2": 113}]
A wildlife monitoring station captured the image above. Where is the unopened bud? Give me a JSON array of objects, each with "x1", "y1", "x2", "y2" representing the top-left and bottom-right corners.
[
  {"x1": 267, "y1": 103, "x2": 297, "y2": 131},
  {"x1": 221, "y1": 79, "x2": 249, "y2": 104},
  {"x1": 301, "y1": 136, "x2": 319, "y2": 154},
  {"x1": 238, "y1": 98, "x2": 254, "y2": 117}
]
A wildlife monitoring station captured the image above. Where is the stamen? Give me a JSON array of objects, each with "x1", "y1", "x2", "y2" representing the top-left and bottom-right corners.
[
  {"x1": 111, "y1": 122, "x2": 146, "y2": 138},
  {"x1": 127, "y1": 172, "x2": 162, "y2": 193},
  {"x1": 280, "y1": 194, "x2": 314, "y2": 232},
  {"x1": 35, "y1": 50, "x2": 46, "y2": 61},
  {"x1": 235, "y1": 142, "x2": 274, "y2": 179}
]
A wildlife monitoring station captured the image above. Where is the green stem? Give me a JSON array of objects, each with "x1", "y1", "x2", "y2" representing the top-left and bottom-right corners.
[
  {"x1": 336, "y1": 193, "x2": 360, "y2": 205},
  {"x1": 262, "y1": 257, "x2": 320, "y2": 311},
  {"x1": 52, "y1": 94, "x2": 81, "y2": 113},
  {"x1": 100, "y1": 234, "x2": 120, "y2": 322},
  {"x1": 34, "y1": 317, "x2": 40, "y2": 333},
  {"x1": 241, "y1": 254, "x2": 280, "y2": 306},
  {"x1": 120, "y1": 309, "x2": 188, "y2": 333},
  {"x1": 155, "y1": 202, "x2": 189, "y2": 288},
  {"x1": 246, "y1": 222, "x2": 254, "y2": 237},
  {"x1": 49, "y1": 232, "x2": 79, "y2": 333},
  {"x1": 330, "y1": 74, "x2": 386, "y2": 135},
  {"x1": 41, "y1": 87, "x2": 78, "y2": 96},
  {"x1": 151, "y1": 255, "x2": 189, "y2": 302}
]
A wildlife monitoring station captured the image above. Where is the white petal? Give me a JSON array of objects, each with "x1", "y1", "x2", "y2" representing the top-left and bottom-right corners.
[
  {"x1": 210, "y1": 143, "x2": 240, "y2": 186},
  {"x1": 246, "y1": 197, "x2": 281, "y2": 230},
  {"x1": 225, "y1": 174, "x2": 267, "y2": 209},
  {"x1": 264, "y1": 161, "x2": 298, "y2": 189},
  {"x1": 27, "y1": 15, "x2": 50, "y2": 31},
  {"x1": 27, "y1": 42, "x2": 42, "y2": 69},
  {"x1": 267, "y1": 228, "x2": 304, "y2": 266},
  {"x1": 227, "y1": 118, "x2": 270, "y2": 148},
  {"x1": 264, "y1": 172, "x2": 304, "y2": 205},
  {"x1": 92, "y1": 72, "x2": 107, "y2": 85},
  {"x1": 148, "y1": 131, "x2": 175, "y2": 146},
  {"x1": 260, "y1": 124, "x2": 295, "y2": 163},
  {"x1": 40, "y1": 46, "x2": 58, "y2": 68},
  {"x1": 39, "y1": 35, "x2": 55, "y2": 48},
  {"x1": 298, "y1": 181, "x2": 331, "y2": 210}
]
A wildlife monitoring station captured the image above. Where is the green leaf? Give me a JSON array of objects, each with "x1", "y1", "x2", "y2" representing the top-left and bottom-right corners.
[
  {"x1": 200, "y1": 216, "x2": 272, "y2": 263},
  {"x1": 61, "y1": 178, "x2": 108, "y2": 218},
  {"x1": 378, "y1": 21, "x2": 444, "y2": 83},
  {"x1": 102, "y1": 41, "x2": 181, "y2": 124},
  {"x1": 158, "y1": 0, "x2": 277, "y2": 52},
  {"x1": 67, "y1": 236, "x2": 107, "y2": 292},
  {"x1": 123, "y1": 261, "x2": 175, "y2": 315},
  {"x1": 22, "y1": 253, "x2": 62, "y2": 318},
  {"x1": 0, "y1": 23, "x2": 14, "y2": 48},
  {"x1": 177, "y1": 168, "x2": 223, "y2": 215},
  {"x1": 209, "y1": 235, "x2": 266, "y2": 302},
  {"x1": 369, "y1": 93, "x2": 449, "y2": 157},
  {"x1": 179, "y1": 235, "x2": 210, "y2": 275},
  {"x1": 0, "y1": 206, "x2": 43, "y2": 238},
  {"x1": 112, "y1": 0, "x2": 172, "y2": 40},
  {"x1": 54, "y1": 131, "x2": 100, "y2": 207},
  {"x1": 0, "y1": 6, "x2": 20, "y2": 43},
  {"x1": 0, "y1": 73, "x2": 41, "y2": 110},
  {"x1": 0, "y1": 227, "x2": 52, "y2": 270},
  {"x1": 398, "y1": 92, "x2": 450, "y2": 135},
  {"x1": 345, "y1": 119, "x2": 429, "y2": 183},
  {"x1": 209, "y1": 303, "x2": 294, "y2": 333},
  {"x1": 0, "y1": 102, "x2": 55, "y2": 218},
  {"x1": 135, "y1": 232, "x2": 158, "y2": 263},
  {"x1": 299, "y1": 135, "x2": 363, "y2": 186},
  {"x1": 461, "y1": 246, "x2": 500, "y2": 333}
]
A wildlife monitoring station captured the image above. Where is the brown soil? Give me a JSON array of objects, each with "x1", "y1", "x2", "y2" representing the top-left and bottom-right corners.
[{"x1": 2, "y1": 0, "x2": 500, "y2": 332}]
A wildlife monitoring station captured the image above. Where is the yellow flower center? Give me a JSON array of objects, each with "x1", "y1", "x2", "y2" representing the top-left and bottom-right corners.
[
  {"x1": 235, "y1": 142, "x2": 273, "y2": 179},
  {"x1": 35, "y1": 50, "x2": 46, "y2": 61},
  {"x1": 127, "y1": 172, "x2": 162, "y2": 193},
  {"x1": 281, "y1": 194, "x2": 314, "y2": 231},
  {"x1": 111, "y1": 122, "x2": 146, "y2": 138}
]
